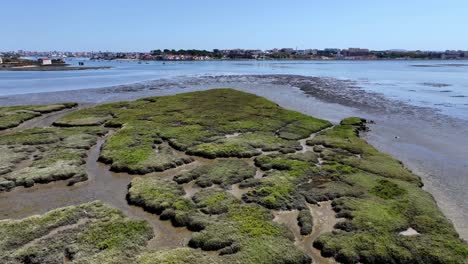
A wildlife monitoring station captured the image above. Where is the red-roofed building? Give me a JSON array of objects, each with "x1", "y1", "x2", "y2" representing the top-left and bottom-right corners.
[{"x1": 38, "y1": 58, "x2": 52, "y2": 65}]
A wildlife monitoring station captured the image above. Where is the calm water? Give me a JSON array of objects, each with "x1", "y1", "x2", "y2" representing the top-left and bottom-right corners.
[{"x1": 1, "y1": 59, "x2": 467, "y2": 120}]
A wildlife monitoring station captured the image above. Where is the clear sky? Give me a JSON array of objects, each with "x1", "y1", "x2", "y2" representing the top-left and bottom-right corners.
[{"x1": 2, "y1": 0, "x2": 467, "y2": 52}]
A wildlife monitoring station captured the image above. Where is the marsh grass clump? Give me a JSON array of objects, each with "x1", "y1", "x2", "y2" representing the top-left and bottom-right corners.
[
  {"x1": 297, "y1": 209, "x2": 313, "y2": 235},
  {"x1": 0, "y1": 201, "x2": 153, "y2": 264},
  {"x1": 186, "y1": 132, "x2": 302, "y2": 158},
  {"x1": 370, "y1": 179, "x2": 407, "y2": 199},
  {"x1": 300, "y1": 180, "x2": 364, "y2": 204},
  {"x1": 192, "y1": 188, "x2": 240, "y2": 215},
  {"x1": 186, "y1": 141, "x2": 262, "y2": 159},
  {"x1": 0, "y1": 126, "x2": 106, "y2": 191},
  {"x1": 243, "y1": 152, "x2": 320, "y2": 209},
  {"x1": 173, "y1": 159, "x2": 256, "y2": 188},
  {"x1": 188, "y1": 203, "x2": 311, "y2": 264},
  {"x1": 0, "y1": 103, "x2": 77, "y2": 130},
  {"x1": 137, "y1": 248, "x2": 223, "y2": 264},
  {"x1": 99, "y1": 128, "x2": 193, "y2": 174},
  {"x1": 127, "y1": 177, "x2": 187, "y2": 214},
  {"x1": 242, "y1": 171, "x2": 306, "y2": 210},
  {"x1": 254, "y1": 152, "x2": 315, "y2": 175}
]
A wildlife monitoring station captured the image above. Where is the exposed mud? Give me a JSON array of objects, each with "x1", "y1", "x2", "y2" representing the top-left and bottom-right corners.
[
  {"x1": 227, "y1": 183, "x2": 251, "y2": 199},
  {"x1": 273, "y1": 201, "x2": 342, "y2": 264},
  {"x1": 297, "y1": 133, "x2": 316, "y2": 154}
]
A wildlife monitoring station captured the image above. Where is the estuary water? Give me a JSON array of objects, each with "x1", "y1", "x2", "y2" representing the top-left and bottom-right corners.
[{"x1": 0, "y1": 59, "x2": 467, "y2": 120}]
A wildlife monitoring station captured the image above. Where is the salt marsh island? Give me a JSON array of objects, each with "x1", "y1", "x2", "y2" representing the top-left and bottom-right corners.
[{"x1": 0, "y1": 89, "x2": 467, "y2": 264}]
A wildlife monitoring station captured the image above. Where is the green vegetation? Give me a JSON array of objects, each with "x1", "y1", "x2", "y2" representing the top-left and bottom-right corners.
[
  {"x1": 127, "y1": 176, "x2": 310, "y2": 263},
  {"x1": 242, "y1": 152, "x2": 318, "y2": 209},
  {"x1": 0, "y1": 103, "x2": 77, "y2": 130},
  {"x1": 307, "y1": 117, "x2": 421, "y2": 184},
  {"x1": 173, "y1": 159, "x2": 256, "y2": 188},
  {"x1": 0, "y1": 126, "x2": 106, "y2": 191},
  {"x1": 137, "y1": 248, "x2": 222, "y2": 264},
  {"x1": 297, "y1": 209, "x2": 313, "y2": 235},
  {"x1": 0, "y1": 201, "x2": 153, "y2": 264},
  {"x1": 192, "y1": 188, "x2": 241, "y2": 214},
  {"x1": 243, "y1": 170, "x2": 303, "y2": 209},
  {"x1": 54, "y1": 89, "x2": 331, "y2": 172}
]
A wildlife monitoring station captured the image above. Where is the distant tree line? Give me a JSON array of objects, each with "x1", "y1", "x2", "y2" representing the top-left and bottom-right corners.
[
  {"x1": 150, "y1": 49, "x2": 223, "y2": 58},
  {"x1": 372, "y1": 51, "x2": 444, "y2": 59}
]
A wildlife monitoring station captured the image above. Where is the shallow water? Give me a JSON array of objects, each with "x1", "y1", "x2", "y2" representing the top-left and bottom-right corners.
[{"x1": 0, "y1": 60, "x2": 467, "y2": 120}]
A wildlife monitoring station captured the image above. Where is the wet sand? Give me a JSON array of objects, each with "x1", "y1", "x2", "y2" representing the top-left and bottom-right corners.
[{"x1": 1, "y1": 74, "x2": 467, "y2": 240}]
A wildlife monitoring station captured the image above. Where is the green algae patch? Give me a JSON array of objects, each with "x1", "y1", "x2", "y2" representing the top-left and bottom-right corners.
[
  {"x1": 0, "y1": 103, "x2": 77, "y2": 130},
  {"x1": 0, "y1": 126, "x2": 107, "y2": 191},
  {"x1": 0, "y1": 201, "x2": 153, "y2": 264},
  {"x1": 54, "y1": 89, "x2": 331, "y2": 172},
  {"x1": 173, "y1": 159, "x2": 256, "y2": 188}
]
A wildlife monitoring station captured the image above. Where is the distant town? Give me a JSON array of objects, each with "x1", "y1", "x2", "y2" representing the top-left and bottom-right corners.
[{"x1": 2, "y1": 48, "x2": 468, "y2": 62}]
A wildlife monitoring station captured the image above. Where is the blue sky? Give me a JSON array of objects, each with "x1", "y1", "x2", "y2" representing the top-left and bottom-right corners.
[{"x1": 2, "y1": 0, "x2": 467, "y2": 51}]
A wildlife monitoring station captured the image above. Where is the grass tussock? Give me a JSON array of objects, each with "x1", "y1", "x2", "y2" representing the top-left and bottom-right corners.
[
  {"x1": 0, "y1": 103, "x2": 77, "y2": 130},
  {"x1": 0, "y1": 201, "x2": 153, "y2": 264},
  {"x1": 0, "y1": 126, "x2": 107, "y2": 191}
]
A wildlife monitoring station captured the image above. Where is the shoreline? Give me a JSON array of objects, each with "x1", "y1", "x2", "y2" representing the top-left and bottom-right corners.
[
  {"x1": 0, "y1": 74, "x2": 467, "y2": 240},
  {"x1": 0, "y1": 65, "x2": 112, "y2": 71}
]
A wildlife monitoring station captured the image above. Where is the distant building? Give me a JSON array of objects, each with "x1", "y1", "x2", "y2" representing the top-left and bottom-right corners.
[
  {"x1": 296, "y1": 50, "x2": 306, "y2": 55},
  {"x1": 38, "y1": 58, "x2": 52, "y2": 65},
  {"x1": 280, "y1": 48, "x2": 295, "y2": 54},
  {"x1": 0, "y1": 57, "x2": 2, "y2": 64},
  {"x1": 344, "y1": 48, "x2": 370, "y2": 57},
  {"x1": 304, "y1": 49, "x2": 318, "y2": 55}
]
